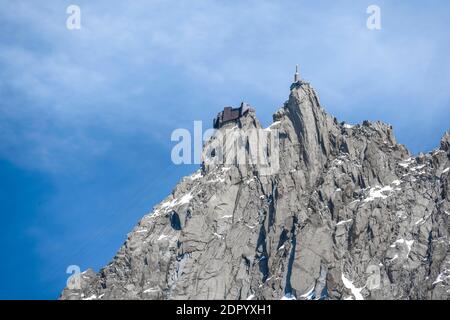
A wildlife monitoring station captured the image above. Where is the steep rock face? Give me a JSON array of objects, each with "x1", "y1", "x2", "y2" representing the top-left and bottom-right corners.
[{"x1": 60, "y1": 82, "x2": 450, "y2": 300}]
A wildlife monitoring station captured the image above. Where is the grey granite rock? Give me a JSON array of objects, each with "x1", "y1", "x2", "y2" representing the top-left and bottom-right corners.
[{"x1": 60, "y1": 81, "x2": 449, "y2": 300}]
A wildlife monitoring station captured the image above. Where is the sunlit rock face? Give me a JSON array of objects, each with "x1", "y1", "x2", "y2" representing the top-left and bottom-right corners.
[{"x1": 60, "y1": 81, "x2": 449, "y2": 300}]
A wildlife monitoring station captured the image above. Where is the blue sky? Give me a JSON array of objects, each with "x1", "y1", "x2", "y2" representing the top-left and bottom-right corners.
[{"x1": 0, "y1": 0, "x2": 449, "y2": 299}]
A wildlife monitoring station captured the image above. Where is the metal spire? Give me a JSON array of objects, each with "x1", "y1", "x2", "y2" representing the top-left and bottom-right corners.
[{"x1": 294, "y1": 65, "x2": 300, "y2": 82}]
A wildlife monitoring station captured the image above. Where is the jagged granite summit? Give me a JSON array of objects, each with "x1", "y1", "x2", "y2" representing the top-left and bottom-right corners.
[{"x1": 61, "y1": 81, "x2": 450, "y2": 300}]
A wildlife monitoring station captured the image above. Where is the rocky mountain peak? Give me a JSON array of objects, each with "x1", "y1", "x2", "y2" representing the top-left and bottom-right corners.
[
  {"x1": 60, "y1": 78, "x2": 449, "y2": 301},
  {"x1": 284, "y1": 82, "x2": 340, "y2": 178}
]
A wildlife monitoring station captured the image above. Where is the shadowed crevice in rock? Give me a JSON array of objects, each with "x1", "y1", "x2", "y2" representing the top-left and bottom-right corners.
[
  {"x1": 256, "y1": 222, "x2": 270, "y2": 283},
  {"x1": 284, "y1": 216, "x2": 298, "y2": 297},
  {"x1": 170, "y1": 212, "x2": 182, "y2": 231},
  {"x1": 268, "y1": 183, "x2": 278, "y2": 229}
]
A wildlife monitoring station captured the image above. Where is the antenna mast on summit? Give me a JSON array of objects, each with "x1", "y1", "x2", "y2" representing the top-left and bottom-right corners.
[{"x1": 294, "y1": 65, "x2": 300, "y2": 82}]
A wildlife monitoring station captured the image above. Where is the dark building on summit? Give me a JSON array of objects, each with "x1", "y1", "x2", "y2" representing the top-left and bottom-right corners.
[{"x1": 213, "y1": 102, "x2": 253, "y2": 129}]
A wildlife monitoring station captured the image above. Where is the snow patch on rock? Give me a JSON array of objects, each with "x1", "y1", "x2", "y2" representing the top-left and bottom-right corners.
[{"x1": 341, "y1": 274, "x2": 364, "y2": 300}]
